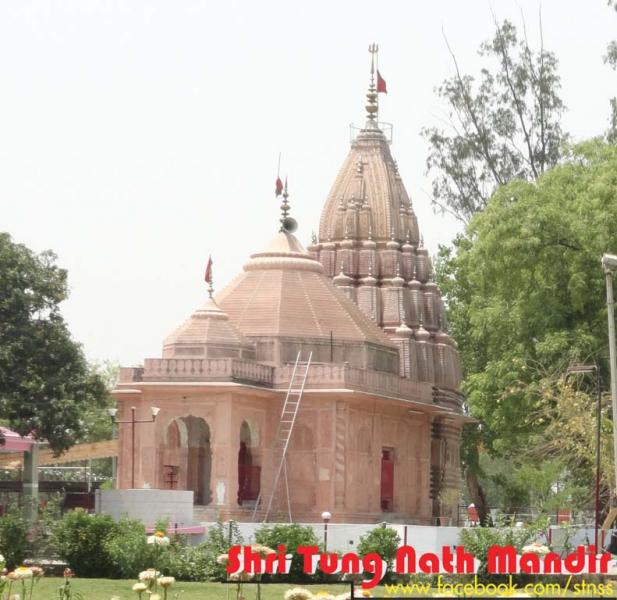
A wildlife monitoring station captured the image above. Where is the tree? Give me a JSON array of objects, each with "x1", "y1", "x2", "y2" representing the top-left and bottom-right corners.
[
  {"x1": 0, "y1": 233, "x2": 107, "y2": 453},
  {"x1": 423, "y1": 17, "x2": 567, "y2": 223},
  {"x1": 436, "y1": 139, "x2": 617, "y2": 514},
  {"x1": 605, "y1": 1, "x2": 617, "y2": 142}
]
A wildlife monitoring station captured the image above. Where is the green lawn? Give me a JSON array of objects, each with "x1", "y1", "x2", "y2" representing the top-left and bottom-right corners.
[{"x1": 23, "y1": 578, "x2": 353, "y2": 599}]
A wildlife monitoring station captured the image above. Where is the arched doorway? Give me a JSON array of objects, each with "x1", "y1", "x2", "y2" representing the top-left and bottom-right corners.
[
  {"x1": 237, "y1": 420, "x2": 260, "y2": 505},
  {"x1": 164, "y1": 416, "x2": 212, "y2": 505}
]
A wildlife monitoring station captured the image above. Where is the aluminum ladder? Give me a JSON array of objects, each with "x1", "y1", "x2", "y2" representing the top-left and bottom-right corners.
[{"x1": 252, "y1": 351, "x2": 312, "y2": 523}]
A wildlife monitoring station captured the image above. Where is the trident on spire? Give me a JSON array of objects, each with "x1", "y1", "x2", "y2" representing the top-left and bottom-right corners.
[{"x1": 366, "y1": 43, "x2": 379, "y2": 127}]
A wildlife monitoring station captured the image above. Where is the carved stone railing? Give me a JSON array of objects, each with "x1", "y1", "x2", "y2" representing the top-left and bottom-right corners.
[
  {"x1": 274, "y1": 362, "x2": 433, "y2": 405},
  {"x1": 120, "y1": 358, "x2": 274, "y2": 386}
]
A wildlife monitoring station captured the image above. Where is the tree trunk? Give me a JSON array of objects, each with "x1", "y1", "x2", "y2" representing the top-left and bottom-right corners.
[{"x1": 466, "y1": 467, "x2": 489, "y2": 525}]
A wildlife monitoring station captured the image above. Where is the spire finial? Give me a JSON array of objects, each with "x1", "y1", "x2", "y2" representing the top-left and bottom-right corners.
[
  {"x1": 279, "y1": 177, "x2": 290, "y2": 232},
  {"x1": 204, "y1": 255, "x2": 214, "y2": 299},
  {"x1": 366, "y1": 43, "x2": 379, "y2": 127}
]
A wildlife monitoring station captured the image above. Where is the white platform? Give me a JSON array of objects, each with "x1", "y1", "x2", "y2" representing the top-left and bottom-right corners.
[{"x1": 95, "y1": 489, "x2": 194, "y2": 525}]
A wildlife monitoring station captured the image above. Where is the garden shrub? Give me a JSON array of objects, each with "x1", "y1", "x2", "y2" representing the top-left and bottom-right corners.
[
  {"x1": 156, "y1": 539, "x2": 211, "y2": 581},
  {"x1": 102, "y1": 517, "x2": 158, "y2": 578},
  {"x1": 53, "y1": 509, "x2": 120, "y2": 577},
  {"x1": 0, "y1": 508, "x2": 29, "y2": 568},
  {"x1": 198, "y1": 520, "x2": 244, "y2": 581},
  {"x1": 255, "y1": 523, "x2": 319, "y2": 581},
  {"x1": 357, "y1": 525, "x2": 400, "y2": 582},
  {"x1": 458, "y1": 517, "x2": 548, "y2": 584}
]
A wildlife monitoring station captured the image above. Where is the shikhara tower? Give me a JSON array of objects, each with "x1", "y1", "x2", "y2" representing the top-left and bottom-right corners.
[
  {"x1": 112, "y1": 46, "x2": 467, "y2": 524},
  {"x1": 309, "y1": 47, "x2": 464, "y2": 510}
]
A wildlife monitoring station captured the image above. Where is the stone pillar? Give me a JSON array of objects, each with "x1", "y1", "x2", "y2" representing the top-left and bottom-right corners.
[
  {"x1": 23, "y1": 445, "x2": 39, "y2": 522},
  {"x1": 392, "y1": 321, "x2": 413, "y2": 378},
  {"x1": 334, "y1": 402, "x2": 348, "y2": 509}
]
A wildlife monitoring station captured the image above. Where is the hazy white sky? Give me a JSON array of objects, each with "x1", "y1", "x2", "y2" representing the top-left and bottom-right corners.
[{"x1": 1, "y1": 0, "x2": 615, "y2": 366}]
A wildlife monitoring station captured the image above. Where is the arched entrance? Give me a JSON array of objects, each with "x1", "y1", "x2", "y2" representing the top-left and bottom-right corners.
[
  {"x1": 164, "y1": 416, "x2": 212, "y2": 505},
  {"x1": 237, "y1": 420, "x2": 260, "y2": 505}
]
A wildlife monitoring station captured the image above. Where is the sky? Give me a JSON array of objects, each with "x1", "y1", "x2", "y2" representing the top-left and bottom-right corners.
[{"x1": 1, "y1": 0, "x2": 615, "y2": 366}]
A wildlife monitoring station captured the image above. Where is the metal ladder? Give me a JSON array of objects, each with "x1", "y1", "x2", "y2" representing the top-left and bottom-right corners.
[{"x1": 252, "y1": 351, "x2": 312, "y2": 523}]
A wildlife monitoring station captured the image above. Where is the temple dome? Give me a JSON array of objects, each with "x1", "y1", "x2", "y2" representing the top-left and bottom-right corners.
[
  {"x1": 163, "y1": 297, "x2": 256, "y2": 360},
  {"x1": 216, "y1": 231, "x2": 399, "y2": 372},
  {"x1": 318, "y1": 128, "x2": 420, "y2": 244}
]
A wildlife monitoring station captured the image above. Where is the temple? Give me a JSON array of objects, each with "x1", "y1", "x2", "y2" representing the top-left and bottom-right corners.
[{"x1": 112, "y1": 47, "x2": 467, "y2": 524}]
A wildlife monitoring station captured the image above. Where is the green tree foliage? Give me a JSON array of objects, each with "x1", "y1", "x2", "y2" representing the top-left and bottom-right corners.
[
  {"x1": 357, "y1": 526, "x2": 400, "y2": 570},
  {"x1": 255, "y1": 523, "x2": 319, "y2": 581},
  {"x1": 459, "y1": 518, "x2": 547, "y2": 583},
  {"x1": 53, "y1": 509, "x2": 120, "y2": 577},
  {"x1": 0, "y1": 233, "x2": 107, "y2": 453},
  {"x1": 605, "y1": 1, "x2": 617, "y2": 142},
  {"x1": 78, "y1": 361, "x2": 118, "y2": 443},
  {"x1": 423, "y1": 18, "x2": 566, "y2": 223},
  {"x1": 200, "y1": 520, "x2": 243, "y2": 581},
  {"x1": 436, "y1": 140, "x2": 617, "y2": 511},
  {"x1": 0, "y1": 508, "x2": 29, "y2": 569}
]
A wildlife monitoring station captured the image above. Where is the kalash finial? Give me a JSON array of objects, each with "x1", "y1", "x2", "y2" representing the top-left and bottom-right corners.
[
  {"x1": 365, "y1": 44, "x2": 387, "y2": 129},
  {"x1": 366, "y1": 43, "x2": 379, "y2": 127},
  {"x1": 279, "y1": 178, "x2": 298, "y2": 233}
]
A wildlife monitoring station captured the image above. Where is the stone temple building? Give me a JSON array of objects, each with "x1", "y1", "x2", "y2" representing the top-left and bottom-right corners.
[{"x1": 113, "y1": 52, "x2": 467, "y2": 524}]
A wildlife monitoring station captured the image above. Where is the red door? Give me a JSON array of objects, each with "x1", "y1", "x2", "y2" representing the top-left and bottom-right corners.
[{"x1": 381, "y1": 448, "x2": 394, "y2": 511}]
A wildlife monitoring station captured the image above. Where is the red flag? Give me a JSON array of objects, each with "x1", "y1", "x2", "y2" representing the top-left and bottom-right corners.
[
  {"x1": 204, "y1": 255, "x2": 213, "y2": 284},
  {"x1": 275, "y1": 176, "x2": 284, "y2": 196},
  {"x1": 377, "y1": 70, "x2": 387, "y2": 94}
]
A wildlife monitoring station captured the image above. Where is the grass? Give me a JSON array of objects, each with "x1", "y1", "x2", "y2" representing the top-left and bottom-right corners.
[{"x1": 22, "y1": 578, "x2": 353, "y2": 599}]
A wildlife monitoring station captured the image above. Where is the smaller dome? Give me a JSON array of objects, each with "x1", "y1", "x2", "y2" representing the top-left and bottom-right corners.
[
  {"x1": 333, "y1": 268, "x2": 354, "y2": 287},
  {"x1": 394, "y1": 320, "x2": 412, "y2": 337},
  {"x1": 408, "y1": 277, "x2": 421, "y2": 290},
  {"x1": 361, "y1": 272, "x2": 378, "y2": 286},
  {"x1": 415, "y1": 322, "x2": 431, "y2": 342},
  {"x1": 362, "y1": 239, "x2": 377, "y2": 249},
  {"x1": 434, "y1": 329, "x2": 451, "y2": 345},
  {"x1": 163, "y1": 297, "x2": 255, "y2": 360}
]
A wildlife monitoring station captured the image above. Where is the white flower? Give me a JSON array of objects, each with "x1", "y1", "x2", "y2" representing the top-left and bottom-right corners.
[
  {"x1": 138, "y1": 569, "x2": 158, "y2": 581},
  {"x1": 335, "y1": 594, "x2": 351, "y2": 600},
  {"x1": 284, "y1": 588, "x2": 314, "y2": 600},
  {"x1": 147, "y1": 532, "x2": 170, "y2": 546},
  {"x1": 157, "y1": 576, "x2": 175, "y2": 588},
  {"x1": 12, "y1": 567, "x2": 33, "y2": 580},
  {"x1": 0, "y1": 554, "x2": 4, "y2": 564},
  {"x1": 229, "y1": 572, "x2": 253, "y2": 582},
  {"x1": 522, "y1": 543, "x2": 550, "y2": 555},
  {"x1": 250, "y1": 543, "x2": 276, "y2": 557},
  {"x1": 132, "y1": 582, "x2": 148, "y2": 592}
]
